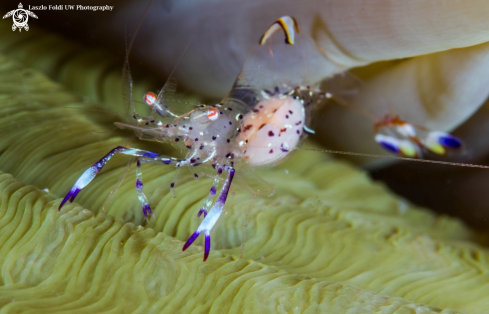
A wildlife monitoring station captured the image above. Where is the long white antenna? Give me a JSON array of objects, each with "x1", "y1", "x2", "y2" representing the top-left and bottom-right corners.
[{"x1": 296, "y1": 147, "x2": 489, "y2": 169}]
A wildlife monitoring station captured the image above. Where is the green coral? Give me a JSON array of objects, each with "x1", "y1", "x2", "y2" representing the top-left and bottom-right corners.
[{"x1": 0, "y1": 26, "x2": 488, "y2": 313}]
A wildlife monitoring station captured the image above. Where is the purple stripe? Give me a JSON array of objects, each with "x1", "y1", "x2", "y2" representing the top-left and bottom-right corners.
[
  {"x1": 142, "y1": 204, "x2": 152, "y2": 217},
  {"x1": 379, "y1": 141, "x2": 399, "y2": 154},
  {"x1": 439, "y1": 135, "x2": 462, "y2": 149},
  {"x1": 58, "y1": 192, "x2": 72, "y2": 210},
  {"x1": 142, "y1": 151, "x2": 159, "y2": 158},
  {"x1": 69, "y1": 188, "x2": 81, "y2": 202},
  {"x1": 228, "y1": 168, "x2": 236, "y2": 180},
  {"x1": 97, "y1": 146, "x2": 122, "y2": 168},
  {"x1": 197, "y1": 208, "x2": 207, "y2": 218},
  {"x1": 182, "y1": 230, "x2": 201, "y2": 252},
  {"x1": 210, "y1": 186, "x2": 216, "y2": 195},
  {"x1": 136, "y1": 180, "x2": 143, "y2": 189},
  {"x1": 217, "y1": 167, "x2": 235, "y2": 204},
  {"x1": 204, "y1": 234, "x2": 211, "y2": 261},
  {"x1": 280, "y1": 143, "x2": 289, "y2": 153}
]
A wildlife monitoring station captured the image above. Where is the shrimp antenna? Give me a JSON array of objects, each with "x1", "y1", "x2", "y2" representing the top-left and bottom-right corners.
[
  {"x1": 152, "y1": 35, "x2": 196, "y2": 119},
  {"x1": 296, "y1": 147, "x2": 489, "y2": 169},
  {"x1": 122, "y1": 0, "x2": 155, "y2": 122},
  {"x1": 122, "y1": 0, "x2": 197, "y2": 121}
]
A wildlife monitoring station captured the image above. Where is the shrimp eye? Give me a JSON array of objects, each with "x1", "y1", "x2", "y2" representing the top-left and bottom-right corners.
[
  {"x1": 144, "y1": 92, "x2": 156, "y2": 105},
  {"x1": 206, "y1": 108, "x2": 219, "y2": 121}
]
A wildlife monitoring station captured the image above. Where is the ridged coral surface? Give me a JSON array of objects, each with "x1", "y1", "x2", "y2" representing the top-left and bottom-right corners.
[{"x1": 0, "y1": 38, "x2": 489, "y2": 313}]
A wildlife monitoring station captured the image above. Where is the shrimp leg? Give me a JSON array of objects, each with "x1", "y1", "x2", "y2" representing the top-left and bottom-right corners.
[
  {"x1": 58, "y1": 146, "x2": 182, "y2": 214},
  {"x1": 197, "y1": 164, "x2": 224, "y2": 218},
  {"x1": 135, "y1": 158, "x2": 154, "y2": 219},
  {"x1": 182, "y1": 165, "x2": 235, "y2": 261}
]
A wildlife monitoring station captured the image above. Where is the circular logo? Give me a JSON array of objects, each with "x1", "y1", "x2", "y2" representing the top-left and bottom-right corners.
[
  {"x1": 3, "y1": 3, "x2": 38, "y2": 32},
  {"x1": 13, "y1": 9, "x2": 29, "y2": 28}
]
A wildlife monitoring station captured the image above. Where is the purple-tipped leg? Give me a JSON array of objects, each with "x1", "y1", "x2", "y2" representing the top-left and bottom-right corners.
[
  {"x1": 58, "y1": 164, "x2": 98, "y2": 210},
  {"x1": 136, "y1": 159, "x2": 154, "y2": 219},
  {"x1": 58, "y1": 188, "x2": 81, "y2": 210},
  {"x1": 182, "y1": 230, "x2": 201, "y2": 252},
  {"x1": 142, "y1": 204, "x2": 153, "y2": 218},
  {"x1": 183, "y1": 165, "x2": 235, "y2": 262},
  {"x1": 204, "y1": 233, "x2": 211, "y2": 261},
  {"x1": 181, "y1": 231, "x2": 211, "y2": 262},
  {"x1": 59, "y1": 146, "x2": 179, "y2": 211},
  {"x1": 197, "y1": 208, "x2": 207, "y2": 218}
]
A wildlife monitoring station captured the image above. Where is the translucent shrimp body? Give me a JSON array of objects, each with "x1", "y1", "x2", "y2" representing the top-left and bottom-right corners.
[
  {"x1": 116, "y1": 104, "x2": 238, "y2": 164},
  {"x1": 59, "y1": 13, "x2": 318, "y2": 261}
]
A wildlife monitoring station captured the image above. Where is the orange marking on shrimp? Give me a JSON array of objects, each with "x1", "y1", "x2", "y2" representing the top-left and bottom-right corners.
[
  {"x1": 206, "y1": 108, "x2": 219, "y2": 121},
  {"x1": 144, "y1": 91, "x2": 156, "y2": 105}
]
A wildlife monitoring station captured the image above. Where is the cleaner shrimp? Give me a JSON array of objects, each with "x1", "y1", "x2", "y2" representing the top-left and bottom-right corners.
[{"x1": 58, "y1": 10, "x2": 481, "y2": 262}]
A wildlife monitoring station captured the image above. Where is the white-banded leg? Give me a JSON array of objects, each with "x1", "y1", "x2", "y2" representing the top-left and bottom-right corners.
[
  {"x1": 59, "y1": 146, "x2": 182, "y2": 214},
  {"x1": 182, "y1": 165, "x2": 235, "y2": 261},
  {"x1": 136, "y1": 159, "x2": 153, "y2": 219}
]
